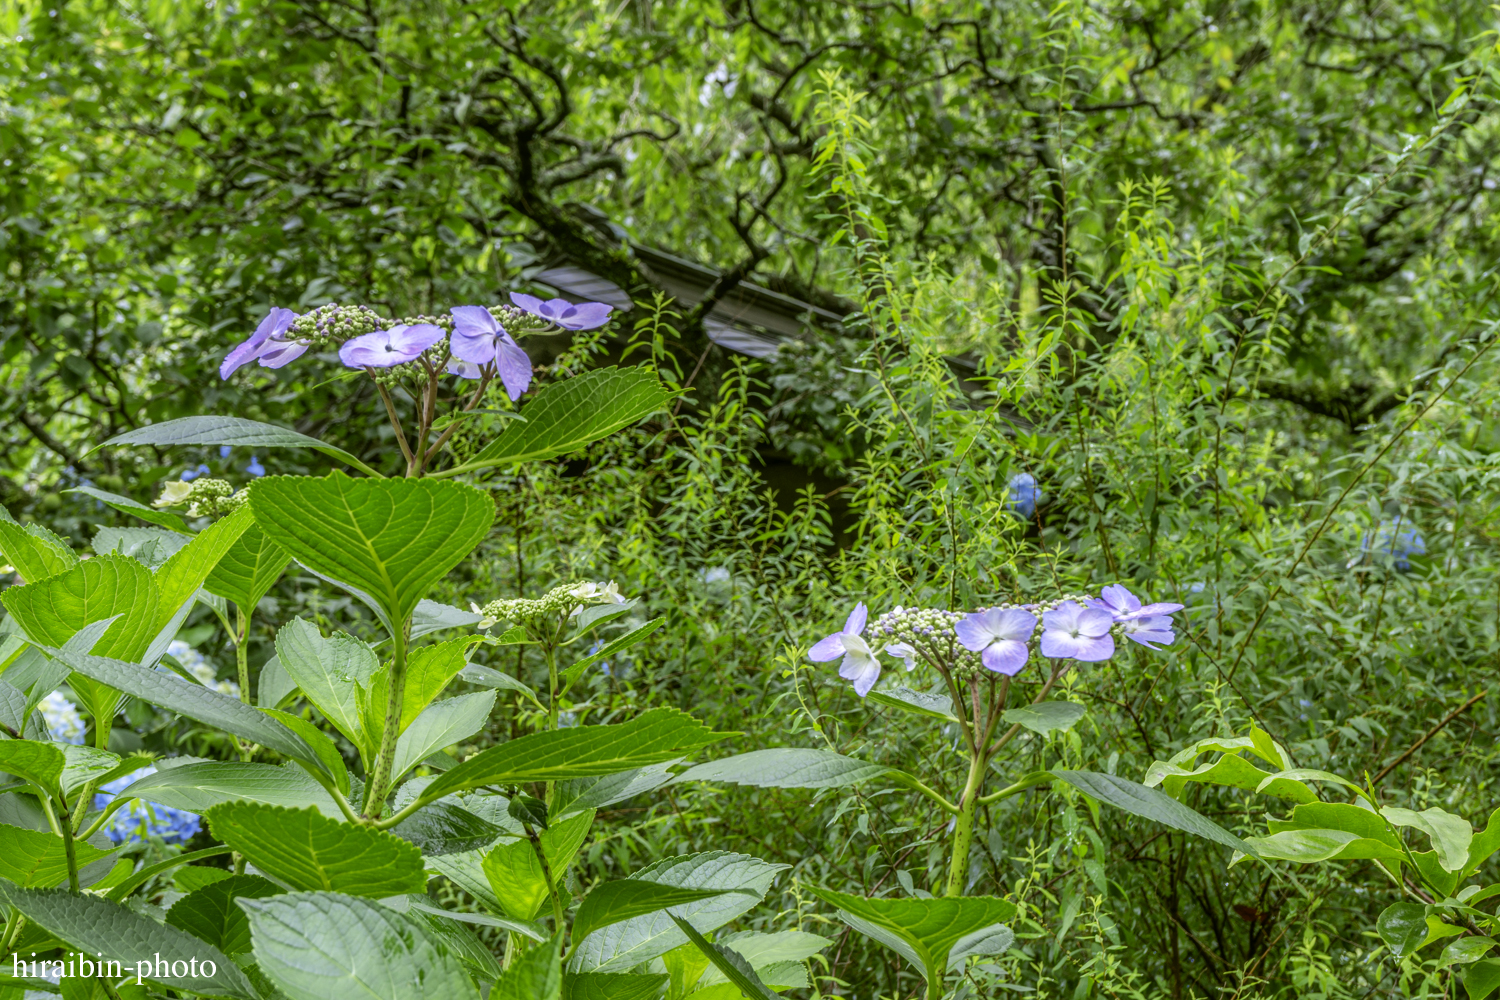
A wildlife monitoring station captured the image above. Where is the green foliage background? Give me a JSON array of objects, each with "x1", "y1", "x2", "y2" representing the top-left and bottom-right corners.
[{"x1": 5, "y1": 0, "x2": 1500, "y2": 996}]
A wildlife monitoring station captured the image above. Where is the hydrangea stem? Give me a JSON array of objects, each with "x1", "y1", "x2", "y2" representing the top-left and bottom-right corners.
[
  {"x1": 944, "y1": 750, "x2": 988, "y2": 898},
  {"x1": 235, "y1": 604, "x2": 252, "y2": 762},
  {"x1": 364, "y1": 619, "x2": 410, "y2": 818}
]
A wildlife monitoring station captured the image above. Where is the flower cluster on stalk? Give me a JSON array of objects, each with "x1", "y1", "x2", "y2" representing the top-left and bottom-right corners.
[
  {"x1": 472, "y1": 579, "x2": 629, "y2": 632},
  {"x1": 810, "y1": 584, "x2": 1184, "y2": 698},
  {"x1": 152, "y1": 478, "x2": 247, "y2": 519},
  {"x1": 217, "y1": 293, "x2": 614, "y2": 401}
]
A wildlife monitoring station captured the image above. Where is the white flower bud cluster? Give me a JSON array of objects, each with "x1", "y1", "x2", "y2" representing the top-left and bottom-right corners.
[
  {"x1": 871, "y1": 607, "x2": 984, "y2": 677},
  {"x1": 291, "y1": 304, "x2": 390, "y2": 351},
  {"x1": 474, "y1": 580, "x2": 628, "y2": 631},
  {"x1": 154, "y1": 478, "x2": 246, "y2": 518}
]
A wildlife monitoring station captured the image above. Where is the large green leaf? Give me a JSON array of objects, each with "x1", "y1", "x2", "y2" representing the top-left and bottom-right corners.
[
  {"x1": 568, "y1": 852, "x2": 787, "y2": 974},
  {"x1": 124, "y1": 761, "x2": 342, "y2": 816},
  {"x1": 490, "y1": 938, "x2": 562, "y2": 1000},
  {"x1": 670, "y1": 913, "x2": 779, "y2": 1000},
  {"x1": 93, "y1": 526, "x2": 191, "y2": 569},
  {"x1": 149, "y1": 505, "x2": 253, "y2": 638},
  {"x1": 422, "y1": 707, "x2": 729, "y2": 802},
  {"x1": 43, "y1": 647, "x2": 325, "y2": 771},
  {"x1": 571, "y1": 880, "x2": 745, "y2": 949},
  {"x1": 0, "y1": 519, "x2": 77, "y2": 583},
  {"x1": 1051, "y1": 770, "x2": 1263, "y2": 858},
  {"x1": 250, "y1": 473, "x2": 493, "y2": 629},
  {"x1": 1, "y1": 553, "x2": 158, "y2": 662},
  {"x1": 673, "y1": 748, "x2": 902, "y2": 790},
  {"x1": 0, "y1": 884, "x2": 256, "y2": 999},
  {"x1": 392, "y1": 691, "x2": 496, "y2": 784},
  {"x1": 1468, "y1": 807, "x2": 1500, "y2": 876},
  {"x1": 1464, "y1": 959, "x2": 1500, "y2": 1000},
  {"x1": 95, "y1": 415, "x2": 383, "y2": 478},
  {"x1": 241, "y1": 891, "x2": 479, "y2": 1000},
  {"x1": 398, "y1": 637, "x2": 479, "y2": 728},
  {"x1": 482, "y1": 810, "x2": 595, "y2": 921},
  {"x1": 63, "y1": 485, "x2": 191, "y2": 533},
  {"x1": 552, "y1": 764, "x2": 677, "y2": 818},
  {"x1": 203, "y1": 522, "x2": 290, "y2": 612},
  {"x1": 274, "y1": 618, "x2": 376, "y2": 751},
  {"x1": 1378, "y1": 902, "x2": 1428, "y2": 959},
  {"x1": 0, "y1": 740, "x2": 67, "y2": 795},
  {"x1": 166, "y1": 874, "x2": 282, "y2": 957},
  {"x1": 561, "y1": 973, "x2": 669, "y2": 1000},
  {"x1": 450, "y1": 366, "x2": 669, "y2": 473},
  {"x1": 388, "y1": 803, "x2": 503, "y2": 857},
  {"x1": 209, "y1": 802, "x2": 426, "y2": 896},
  {"x1": 1234, "y1": 829, "x2": 1404, "y2": 867},
  {"x1": 1382, "y1": 805, "x2": 1473, "y2": 873},
  {"x1": 0, "y1": 824, "x2": 114, "y2": 888},
  {"x1": 807, "y1": 887, "x2": 1016, "y2": 990},
  {"x1": 865, "y1": 686, "x2": 956, "y2": 723}
]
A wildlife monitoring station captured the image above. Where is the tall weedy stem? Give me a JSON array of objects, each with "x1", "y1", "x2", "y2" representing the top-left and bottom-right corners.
[{"x1": 365, "y1": 618, "x2": 410, "y2": 818}]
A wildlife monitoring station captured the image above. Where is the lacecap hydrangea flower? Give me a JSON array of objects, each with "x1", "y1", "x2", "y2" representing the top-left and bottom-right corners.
[
  {"x1": 814, "y1": 585, "x2": 1184, "y2": 697},
  {"x1": 163, "y1": 640, "x2": 240, "y2": 698},
  {"x1": 93, "y1": 767, "x2": 201, "y2": 845}
]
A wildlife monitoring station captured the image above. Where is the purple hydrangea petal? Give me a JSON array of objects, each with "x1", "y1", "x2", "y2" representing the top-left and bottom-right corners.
[
  {"x1": 221, "y1": 307, "x2": 294, "y2": 379},
  {"x1": 808, "y1": 633, "x2": 847, "y2": 662},
  {"x1": 1097, "y1": 584, "x2": 1142, "y2": 616},
  {"x1": 980, "y1": 639, "x2": 1029, "y2": 675},
  {"x1": 509, "y1": 293, "x2": 547, "y2": 317},
  {"x1": 554, "y1": 301, "x2": 614, "y2": 330},
  {"x1": 339, "y1": 324, "x2": 443, "y2": 369},
  {"x1": 1041, "y1": 631, "x2": 1115, "y2": 661},
  {"x1": 494, "y1": 340, "x2": 534, "y2": 400},
  {"x1": 1124, "y1": 628, "x2": 1174, "y2": 649},
  {"x1": 843, "y1": 602, "x2": 868, "y2": 636},
  {"x1": 446, "y1": 358, "x2": 484, "y2": 379},
  {"x1": 1123, "y1": 601, "x2": 1186, "y2": 618},
  {"x1": 450, "y1": 305, "x2": 502, "y2": 338},
  {"x1": 839, "y1": 651, "x2": 881, "y2": 697},
  {"x1": 389, "y1": 323, "x2": 444, "y2": 355},
  {"x1": 256, "y1": 340, "x2": 308, "y2": 369}
]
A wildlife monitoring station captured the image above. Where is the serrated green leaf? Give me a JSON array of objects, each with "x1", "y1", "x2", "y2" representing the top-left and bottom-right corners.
[
  {"x1": 674, "y1": 748, "x2": 901, "y2": 789},
  {"x1": 241, "y1": 891, "x2": 478, "y2": 1000},
  {"x1": 0, "y1": 824, "x2": 114, "y2": 888},
  {"x1": 0, "y1": 884, "x2": 256, "y2": 998},
  {"x1": 165, "y1": 874, "x2": 281, "y2": 956},
  {"x1": 256, "y1": 654, "x2": 297, "y2": 710},
  {"x1": 807, "y1": 886, "x2": 1017, "y2": 989},
  {"x1": 274, "y1": 618, "x2": 375, "y2": 753},
  {"x1": 59, "y1": 745, "x2": 120, "y2": 796},
  {"x1": 1002, "y1": 700, "x2": 1086, "y2": 735},
  {"x1": 0, "y1": 520, "x2": 78, "y2": 583},
  {"x1": 668, "y1": 914, "x2": 778, "y2": 1000},
  {"x1": 865, "y1": 686, "x2": 956, "y2": 722},
  {"x1": 93, "y1": 526, "x2": 190, "y2": 569},
  {"x1": 262, "y1": 709, "x2": 352, "y2": 796},
  {"x1": 2, "y1": 553, "x2": 158, "y2": 662},
  {"x1": 0, "y1": 741, "x2": 66, "y2": 794},
  {"x1": 482, "y1": 810, "x2": 594, "y2": 921},
  {"x1": 388, "y1": 803, "x2": 503, "y2": 857},
  {"x1": 123, "y1": 761, "x2": 341, "y2": 816},
  {"x1": 568, "y1": 852, "x2": 786, "y2": 974},
  {"x1": 250, "y1": 473, "x2": 493, "y2": 630},
  {"x1": 552, "y1": 764, "x2": 676, "y2": 818},
  {"x1": 203, "y1": 522, "x2": 290, "y2": 612},
  {"x1": 423, "y1": 707, "x2": 730, "y2": 802},
  {"x1": 410, "y1": 600, "x2": 483, "y2": 641},
  {"x1": 398, "y1": 636, "x2": 482, "y2": 730},
  {"x1": 560, "y1": 972, "x2": 668, "y2": 1000},
  {"x1": 392, "y1": 690, "x2": 496, "y2": 785},
  {"x1": 149, "y1": 505, "x2": 252, "y2": 639},
  {"x1": 95, "y1": 415, "x2": 382, "y2": 478},
  {"x1": 175, "y1": 867, "x2": 235, "y2": 893},
  {"x1": 209, "y1": 802, "x2": 425, "y2": 896},
  {"x1": 572, "y1": 879, "x2": 746, "y2": 948},
  {"x1": 1051, "y1": 770, "x2": 1262, "y2": 858},
  {"x1": 43, "y1": 648, "x2": 324, "y2": 771},
  {"x1": 454, "y1": 367, "x2": 668, "y2": 472},
  {"x1": 490, "y1": 937, "x2": 561, "y2": 1000}
]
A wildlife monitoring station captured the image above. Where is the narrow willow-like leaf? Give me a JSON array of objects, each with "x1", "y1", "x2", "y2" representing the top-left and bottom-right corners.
[
  {"x1": 1051, "y1": 770, "x2": 1262, "y2": 859},
  {"x1": 674, "y1": 748, "x2": 902, "y2": 789}
]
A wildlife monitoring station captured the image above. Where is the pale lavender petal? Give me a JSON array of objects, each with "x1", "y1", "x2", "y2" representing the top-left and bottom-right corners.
[
  {"x1": 1099, "y1": 584, "x2": 1141, "y2": 615},
  {"x1": 954, "y1": 615, "x2": 988, "y2": 652},
  {"x1": 450, "y1": 330, "x2": 497, "y2": 365},
  {"x1": 839, "y1": 652, "x2": 881, "y2": 697},
  {"x1": 509, "y1": 293, "x2": 546, "y2": 317},
  {"x1": 1076, "y1": 607, "x2": 1115, "y2": 638},
  {"x1": 883, "y1": 642, "x2": 917, "y2": 670},
  {"x1": 256, "y1": 340, "x2": 307, "y2": 369},
  {"x1": 1041, "y1": 631, "x2": 1115, "y2": 661},
  {"x1": 991, "y1": 608, "x2": 1037, "y2": 641},
  {"x1": 807, "y1": 633, "x2": 847, "y2": 662},
  {"x1": 1124, "y1": 628, "x2": 1175, "y2": 649},
  {"x1": 450, "y1": 305, "x2": 501, "y2": 338},
  {"x1": 494, "y1": 340, "x2": 533, "y2": 400},
  {"x1": 389, "y1": 323, "x2": 444, "y2": 356},
  {"x1": 338, "y1": 331, "x2": 388, "y2": 368},
  {"x1": 221, "y1": 308, "x2": 294, "y2": 379},
  {"x1": 1126, "y1": 601, "x2": 1186, "y2": 618},
  {"x1": 1042, "y1": 601, "x2": 1086, "y2": 633},
  {"x1": 980, "y1": 639, "x2": 1029, "y2": 676},
  {"x1": 446, "y1": 359, "x2": 484, "y2": 379},
  {"x1": 843, "y1": 602, "x2": 868, "y2": 636},
  {"x1": 220, "y1": 337, "x2": 263, "y2": 379},
  {"x1": 555, "y1": 301, "x2": 614, "y2": 330}
]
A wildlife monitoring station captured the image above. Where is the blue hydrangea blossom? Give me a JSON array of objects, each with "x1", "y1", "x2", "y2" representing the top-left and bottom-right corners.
[{"x1": 93, "y1": 767, "x2": 201, "y2": 846}]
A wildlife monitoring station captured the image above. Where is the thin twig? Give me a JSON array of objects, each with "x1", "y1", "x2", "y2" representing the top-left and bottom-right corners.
[{"x1": 1370, "y1": 689, "x2": 1487, "y2": 786}]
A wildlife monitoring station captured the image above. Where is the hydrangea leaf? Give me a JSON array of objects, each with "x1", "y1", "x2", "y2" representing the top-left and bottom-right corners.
[
  {"x1": 386, "y1": 803, "x2": 503, "y2": 857},
  {"x1": 561, "y1": 616, "x2": 664, "y2": 686},
  {"x1": 203, "y1": 522, "x2": 290, "y2": 613},
  {"x1": 43, "y1": 647, "x2": 325, "y2": 774},
  {"x1": 806, "y1": 886, "x2": 1017, "y2": 990},
  {"x1": 409, "y1": 600, "x2": 483, "y2": 641},
  {"x1": 1051, "y1": 770, "x2": 1263, "y2": 859},
  {"x1": 122, "y1": 760, "x2": 341, "y2": 818},
  {"x1": 0, "y1": 884, "x2": 257, "y2": 999},
  {"x1": 552, "y1": 764, "x2": 677, "y2": 818},
  {"x1": 59, "y1": 745, "x2": 120, "y2": 797},
  {"x1": 865, "y1": 686, "x2": 956, "y2": 723},
  {"x1": 166, "y1": 874, "x2": 282, "y2": 957},
  {"x1": 95, "y1": 415, "x2": 383, "y2": 479},
  {"x1": 560, "y1": 973, "x2": 669, "y2": 1000},
  {"x1": 489, "y1": 936, "x2": 561, "y2": 1000},
  {"x1": 667, "y1": 913, "x2": 778, "y2": 1000},
  {"x1": 568, "y1": 852, "x2": 787, "y2": 974},
  {"x1": 1, "y1": 553, "x2": 159, "y2": 663},
  {"x1": 0, "y1": 825, "x2": 114, "y2": 889},
  {"x1": 571, "y1": 880, "x2": 747, "y2": 949},
  {"x1": 208, "y1": 802, "x2": 426, "y2": 897},
  {"x1": 273, "y1": 618, "x2": 376, "y2": 753},
  {"x1": 448, "y1": 366, "x2": 668, "y2": 473},
  {"x1": 1001, "y1": 700, "x2": 1086, "y2": 735},
  {"x1": 0, "y1": 740, "x2": 67, "y2": 795},
  {"x1": 63, "y1": 485, "x2": 191, "y2": 534},
  {"x1": 240, "y1": 891, "x2": 479, "y2": 1000},
  {"x1": 262, "y1": 709, "x2": 352, "y2": 797},
  {"x1": 255, "y1": 654, "x2": 298, "y2": 710},
  {"x1": 673, "y1": 748, "x2": 904, "y2": 789},
  {"x1": 0, "y1": 518, "x2": 78, "y2": 584},
  {"x1": 391, "y1": 690, "x2": 496, "y2": 785},
  {"x1": 93, "y1": 526, "x2": 191, "y2": 569},
  {"x1": 481, "y1": 809, "x2": 595, "y2": 921},
  {"x1": 249, "y1": 473, "x2": 493, "y2": 631},
  {"x1": 421, "y1": 707, "x2": 730, "y2": 802}
]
